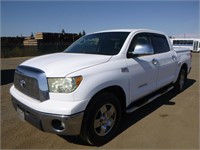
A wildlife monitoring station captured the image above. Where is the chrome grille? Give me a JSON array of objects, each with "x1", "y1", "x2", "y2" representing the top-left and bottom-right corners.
[
  {"x1": 14, "y1": 72, "x2": 40, "y2": 100},
  {"x1": 14, "y1": 65, "x2": 49, "y2": 101}
]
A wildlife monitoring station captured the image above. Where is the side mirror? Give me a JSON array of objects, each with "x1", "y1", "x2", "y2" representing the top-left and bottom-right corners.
[{"x1": 127, "y1": 44, "x2": 154, "y2": 58}]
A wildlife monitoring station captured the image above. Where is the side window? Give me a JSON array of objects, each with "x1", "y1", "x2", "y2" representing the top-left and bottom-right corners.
[
  {"x1": 152, "y1": 35, "x2": 170, "y2": 53},
  {"x1": 128, "y1": 34, "x2": 153, "y2": 54}
]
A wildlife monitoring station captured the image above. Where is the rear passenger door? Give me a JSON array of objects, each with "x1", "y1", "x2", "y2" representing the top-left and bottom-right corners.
[{"x1": 151, "y1": 34, "x2": 178, "y2": 89}]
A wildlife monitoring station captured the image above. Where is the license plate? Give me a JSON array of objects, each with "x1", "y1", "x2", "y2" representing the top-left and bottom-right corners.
[{"x1": 17, "y1": 107, "x2": 25, "y2": 121}]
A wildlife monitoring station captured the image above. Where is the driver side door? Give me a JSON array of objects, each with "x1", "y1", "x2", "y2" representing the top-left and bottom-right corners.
[{"x1": 126, "y1": 33, "x2": 159, "y2": 103}]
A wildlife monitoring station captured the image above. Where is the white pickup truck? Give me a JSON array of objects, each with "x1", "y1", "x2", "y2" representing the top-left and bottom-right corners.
[{"x1": 10, "y1": 29, "x2": 192, "y2": 146}]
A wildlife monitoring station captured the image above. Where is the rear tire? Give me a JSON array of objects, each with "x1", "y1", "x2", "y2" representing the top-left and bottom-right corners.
[
  {"x1": 174, "y1": 68, "x2": 187, "y2": 93},
  {"x1": 80, "y1": 92, "x2": 121, "y2": 146}
]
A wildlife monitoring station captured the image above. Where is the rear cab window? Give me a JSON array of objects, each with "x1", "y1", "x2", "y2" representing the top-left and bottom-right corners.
[{"x1": 151, "y1": 34, "x2": 170, "y2": 54}]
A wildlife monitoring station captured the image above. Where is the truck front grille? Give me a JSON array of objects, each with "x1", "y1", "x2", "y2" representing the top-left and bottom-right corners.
[
  {"x1": 14, "y1": 65, "x2": 49, "y2": 101},
  {"x1": 14, "y1": 72, "x2": 40, "y2": 100}
]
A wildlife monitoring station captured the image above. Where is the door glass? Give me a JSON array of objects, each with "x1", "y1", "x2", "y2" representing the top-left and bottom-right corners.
[{"x1": 128, "y1": 34, "x2": 153, "y2": 54}]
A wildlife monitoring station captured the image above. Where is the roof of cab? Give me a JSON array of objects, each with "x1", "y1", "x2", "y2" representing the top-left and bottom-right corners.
[{"x1": 92, "y1": 29, "x2": 166, "y2": 35}]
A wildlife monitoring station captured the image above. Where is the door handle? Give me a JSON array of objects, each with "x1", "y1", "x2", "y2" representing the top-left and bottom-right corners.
[{"x1": 152, "y1": 58, "x2": 158, "y2": 65}]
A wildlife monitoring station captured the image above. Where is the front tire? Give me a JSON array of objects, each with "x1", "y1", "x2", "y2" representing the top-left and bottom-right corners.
[{"x1": 80, "y1": 92, "x2": 121, "y2": 146}]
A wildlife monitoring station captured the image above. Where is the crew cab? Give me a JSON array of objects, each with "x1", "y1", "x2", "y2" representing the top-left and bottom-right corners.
[{"x1": 10, "y1": 29, "x2": 192, "y2": 146}]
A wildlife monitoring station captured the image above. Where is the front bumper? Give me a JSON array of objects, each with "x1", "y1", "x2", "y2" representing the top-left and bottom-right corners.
[{"x1": 12, "y1": 97, "x2": 84, "y2": 135}]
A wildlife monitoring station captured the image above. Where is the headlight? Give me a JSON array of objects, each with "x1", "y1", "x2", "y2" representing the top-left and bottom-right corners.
[{"x1": 48, "y1": 76, "x2": 82, "y2": 93}]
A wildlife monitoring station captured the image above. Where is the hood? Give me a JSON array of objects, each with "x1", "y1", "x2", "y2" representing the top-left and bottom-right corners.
[{"x1": 20, "y1": 53, "x2": 111, "y2": 77}]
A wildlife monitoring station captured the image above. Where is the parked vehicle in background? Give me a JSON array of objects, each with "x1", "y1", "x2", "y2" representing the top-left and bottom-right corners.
[
  {"x1": 170, "y1": 38, "x2": 200, "y2": 52},
  {"x1": 10, "y1": 29, "x2": 192, "y2": 146}
]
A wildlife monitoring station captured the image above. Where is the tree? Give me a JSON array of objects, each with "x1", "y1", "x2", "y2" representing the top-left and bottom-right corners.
[
  {"x1": 62, "y1": 29, "x2": 65, "y2": 35},
  {"x1": 30, "y1": 32, "x2": 34, "y2": 39},
  {"x1": 82, "y1": 30, "x2": 86, "y2": 36},
  {"x1": 78, "y1": 32, "x2": 82, "y2": 37}
]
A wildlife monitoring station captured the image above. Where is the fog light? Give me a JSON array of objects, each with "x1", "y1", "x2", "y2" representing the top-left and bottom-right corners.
[{"x1": 52, "y1": 119, "x2": 65, "y2": 132}]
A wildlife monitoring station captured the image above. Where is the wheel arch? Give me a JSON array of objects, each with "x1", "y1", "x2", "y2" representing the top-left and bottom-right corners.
[
  {"x1": 173, "y1": 63, "x2": 188, "y2": 93},
  {"x1": 174, "y1": 63, "x2": 188, "y2": 83},
  {"x1": 87, "y1": 85, "x2": 127, "y2": 114},
  {"x1": 181, "y1": 63, "x2": 188, "y2": 73},
  {"x1": 179, "y1": 63, "x2": 188, "y2": 79}
]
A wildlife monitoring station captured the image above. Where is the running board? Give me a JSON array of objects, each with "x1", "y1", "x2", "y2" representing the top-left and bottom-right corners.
[{"x1": 126, "y1": 86, "x2": 174, "y2": 113}]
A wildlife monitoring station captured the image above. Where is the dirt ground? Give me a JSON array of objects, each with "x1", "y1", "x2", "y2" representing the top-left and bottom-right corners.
[{"x1": 1, "y1": 53, "x2": 199, "y2": 149}]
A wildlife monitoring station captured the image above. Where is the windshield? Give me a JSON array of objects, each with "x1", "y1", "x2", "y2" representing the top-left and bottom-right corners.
[{"x1": 64, "y1": 32, "x2": 130, "y2": 55}]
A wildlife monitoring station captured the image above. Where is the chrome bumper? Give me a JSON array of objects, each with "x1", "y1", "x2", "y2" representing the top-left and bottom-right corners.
[{"x1": 12, "y1": 97, "x2": 84, "y2": 135}]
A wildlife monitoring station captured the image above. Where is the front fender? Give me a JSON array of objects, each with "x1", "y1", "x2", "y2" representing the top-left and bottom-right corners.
[{"x1": 70, "y1": 58, "x2": 130, "y2": 105}]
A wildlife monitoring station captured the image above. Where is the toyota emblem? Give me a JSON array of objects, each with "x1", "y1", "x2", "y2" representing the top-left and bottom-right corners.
[{"x1": 20, "y1": 80, "x2": 26, "y2": 88}]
